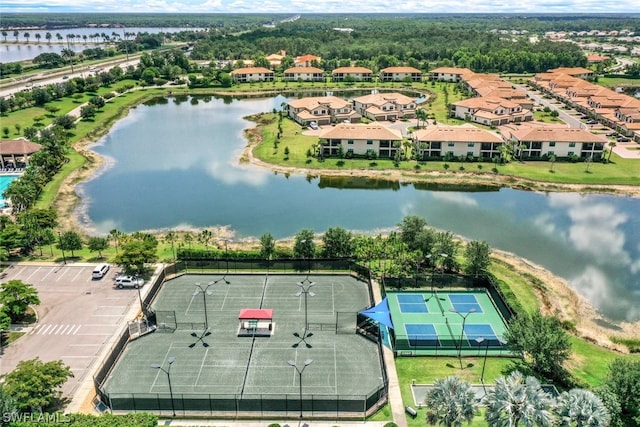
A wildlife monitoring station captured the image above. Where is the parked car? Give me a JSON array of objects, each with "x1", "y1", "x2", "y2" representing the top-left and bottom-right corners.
[
  {"x1": 114, "y1": 275, "x2": 144, "y2": 289},
  {"x1": 617, "y1": 137, "x2": 630, "y2": 142},
  {"x1": 586, "y1": 119, "x2": 597, "y2": 125},
  {"x1": 309, "y1": 121, "x2": 318, "y2": 130},
  {"x1": 92, "y1": 263, "x2": 110, "y2": 279}
]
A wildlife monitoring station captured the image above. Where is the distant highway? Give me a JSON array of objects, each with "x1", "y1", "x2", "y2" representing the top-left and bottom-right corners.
[{"x1": 0, "y1": 56, "x2": 140, "y2": 98}]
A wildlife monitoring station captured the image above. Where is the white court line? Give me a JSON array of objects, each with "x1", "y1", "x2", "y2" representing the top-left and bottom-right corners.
[
  {"x1": 195, "y1": 348, "x2": 209, "y2": 386},
  {"x1": 185, "y1": 293, "x2": 198, "y2": 316}
]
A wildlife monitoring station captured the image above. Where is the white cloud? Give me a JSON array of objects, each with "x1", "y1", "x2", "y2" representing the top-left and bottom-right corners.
[
  {"x1": 204, "y1": 158, "x2": 270, "y2": 186},
  {"x1": 431, "y1": 192, "x2": 478, "y2": 207},
  {"x1": 2, "y1": 0, "x2": 639, "y2": 13},
  {"x1": 548, "y1": 193, "x2": 630, "y2": 267}
]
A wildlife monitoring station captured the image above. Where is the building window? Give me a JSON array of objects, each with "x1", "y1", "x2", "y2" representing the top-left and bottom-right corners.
[
  {"x1": 347, "y1": 148, "x2": 354, "y2": 154},
  {"x1": 569, "y1": 142, "x2": 576, "y2": 147},
  {"x1": 448, "y1": 142, "x2": 455, "y2": 147},
  {"x1": 549, "y1": 142, "x2": 556, "y2": 147},
  {"x1": 467, "y1": 151, "x2": 474, "y2": 157},
  {"x1": 348, "y1": 140, "x2": 354, "y2": 145},
  {"x1": 467, "y1": 143, "x2": 475, "y2": 147},
  {"x1": 367, "y1": 140, "x2": 373, "y2": 145},
  {"x1": 568, "y1": 151, "x2": 574, "y2": 156}
]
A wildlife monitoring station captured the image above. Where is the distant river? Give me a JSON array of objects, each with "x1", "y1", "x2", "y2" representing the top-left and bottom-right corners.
[
  {"x1": 77, "y1": 94, "x2": 640, "y2": 323},
  {"x1": 0, "y1": 27, "x2": 202, "y2": 62}
]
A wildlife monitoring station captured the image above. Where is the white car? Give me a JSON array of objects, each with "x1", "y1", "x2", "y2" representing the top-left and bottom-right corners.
[
  {"x1": 309, "y1": 121, "x2": 318, "y2": 130},
  {"x1": 114, "y1": 275, "x2": 144, "y2": 289}
]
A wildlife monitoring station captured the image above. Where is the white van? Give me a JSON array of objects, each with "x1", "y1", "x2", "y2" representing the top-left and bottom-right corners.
[{"x1": 92, "y1": 263, "x2": 110, "y2": 279}]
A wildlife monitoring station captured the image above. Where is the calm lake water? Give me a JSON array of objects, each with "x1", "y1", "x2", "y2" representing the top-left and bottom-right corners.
[
  {"x1": 1, "y1": 27, "x2": 201, "y2": 63},
  {"x1": 78, "y1": 95, "x2": 640, "y2": 323}
]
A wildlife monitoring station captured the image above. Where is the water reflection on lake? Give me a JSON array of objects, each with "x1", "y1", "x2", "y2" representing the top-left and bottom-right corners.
[{"x1": 78, "y1": 95, "x2": 640, "y2": 322}]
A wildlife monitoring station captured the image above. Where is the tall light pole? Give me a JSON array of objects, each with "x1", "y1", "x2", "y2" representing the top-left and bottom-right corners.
[
  {"x1": 287, "y1": 358, "x2": 313, "y2": 419},
  {"x1": 475, "y1": 336, "x2": 490, "y2": 384},
  {"x1": 296, "y1": 279, "x2": 315, "y2": 332},
  {"x1": 193, "y1": 282, "x2": 214, "y2": 330},
  {"x1": 150, "y1": 356, "x2": 176, "y2": 417},
  {"x1": 57, "y1": 231, "x2": 66, "y2": 265},
  {"x1": 450, "y1": 308, "x2": 477, "y2": 368}
]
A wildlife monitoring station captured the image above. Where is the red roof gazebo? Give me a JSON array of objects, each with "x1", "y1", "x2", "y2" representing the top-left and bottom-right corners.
[{"x1": 238, "y1": 309, "x2": 274, "y2": 337}]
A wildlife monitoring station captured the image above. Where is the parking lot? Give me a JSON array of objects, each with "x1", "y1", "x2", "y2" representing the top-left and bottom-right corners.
[{"x1": 0, "y1": 263, "x2": 140, "y2": 398}]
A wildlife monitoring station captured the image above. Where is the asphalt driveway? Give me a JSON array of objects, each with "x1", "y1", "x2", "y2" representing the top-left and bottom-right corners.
[{"x1": 0, "y1": 262, "x2": 139, "y2": 398}]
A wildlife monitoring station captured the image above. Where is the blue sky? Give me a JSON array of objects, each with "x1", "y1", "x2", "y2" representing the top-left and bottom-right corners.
[{"x1": 1, "y1": 0, "x2": 639, "y2": 14}]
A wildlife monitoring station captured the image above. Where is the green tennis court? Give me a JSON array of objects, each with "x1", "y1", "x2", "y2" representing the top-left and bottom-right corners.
[
  {"x1": 102, "y1": 274, "x2": 386, "y2": 416},
  {"x1": 388, "y1": 289, "x2": 510, "y2": 356}
]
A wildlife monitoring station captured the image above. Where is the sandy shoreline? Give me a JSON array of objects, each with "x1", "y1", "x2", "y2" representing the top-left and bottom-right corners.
[{"x1": 53, "y1": 109, "x2": 640, "y2": 349}]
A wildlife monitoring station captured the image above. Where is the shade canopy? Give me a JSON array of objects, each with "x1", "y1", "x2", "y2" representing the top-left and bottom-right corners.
[
  {"x1": 238, "y1": 308, "x2": 273, "y2": 320},
  {"x1": 359, "y1": 297, "x2": 394, "y2": 330}
]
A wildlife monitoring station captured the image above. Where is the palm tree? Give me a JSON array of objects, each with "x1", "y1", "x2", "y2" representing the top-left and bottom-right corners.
[
  {"x1": 109, "y1": 229, "x2": 122, "y2": 254},
  {"x1": 35, "y1": 33, "x2": 41, "y2": 44},
  {"x1": 23, "y1": 32, "x2": 30, "y2": 44},
  {"x1": 182, "y1": 232, "x2": 193, "y2": 250},
  {"x1": 607, "y1": 141, "x2": 616, "y2": 163},
  {"x1": 425, "y1": 376, "x2": 479, "y2": 427},
  {"x1": 164, "y1": 231, "x2": 177, "y2": 261},
  {"x1": 198, "y1": 229, "x2": 212, "y2": 255},
  {"x1": 13, "y1": 30, "x2": 19, "y2": 43},
  {"x1": 61, "y1": 48, "x2": 75, "y2": 73},
  {"x1": 554, "y1": 389, "x2": 610, "y2": 427},
  {"x1": 56, "y1": 33, "x2": 63, "y2": 43},
  {"x1": 484, "y1": 371, "x2": 554, "y2": 427},
  {"x1": 549, "y1": 153, "x2": 557, "y2": 172},
  {"x1": 416, "y1": 107, "x2": 429, "y2": 129},
  {"x1": 1, "y1": 31, "x2": 7, "y2": 42},
  {"x1": 45, "y1": 32, "x2": 52, "y2": 44}
]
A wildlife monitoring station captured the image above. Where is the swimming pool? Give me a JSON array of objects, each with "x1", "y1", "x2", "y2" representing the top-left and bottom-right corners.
[{"x1": 0, "y1": 175, "x2": 20, "y2": 205}]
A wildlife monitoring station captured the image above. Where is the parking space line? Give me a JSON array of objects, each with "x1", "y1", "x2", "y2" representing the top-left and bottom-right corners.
[
  {"x1": 41, "y1": 268, "x2": 57, "y2": 281},
  {"x1": 55, "y1": 268, "x2": 71, "y2": 282},
  {"x1": 25, "y1": 267, "x2": 41, "y2": 281},
  {"x1": 70, "y1": 325, "x2": 82, "y2": 335},
  {"x1": 68, "y1": 343, "x2": 102, "y2": 347},
  {"x1": 71, "y1": 268, "x2": 84, "y2": 282}
]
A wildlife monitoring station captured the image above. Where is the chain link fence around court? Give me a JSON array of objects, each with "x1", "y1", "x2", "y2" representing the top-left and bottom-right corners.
[
  {"x1": 382, "y1": 274, "x2": 515, "y2": 357},
  {"x1": 94, "y1": 262, "x2": 388, "y2": 419}
]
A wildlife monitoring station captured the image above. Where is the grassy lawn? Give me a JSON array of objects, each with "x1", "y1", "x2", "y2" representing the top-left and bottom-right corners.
[
  {"x1": 395, "y1": 355, "x2": 517, "y2": 426},
  {"x1": 251, "y1": 111, "x2": 640, "y2": 187},
  {"x1": 597, "y1": 76, "x2": 640, "y2": 87},
  {"x1": 533, "y1": 110, "x2": 564, "y2": 123}
]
